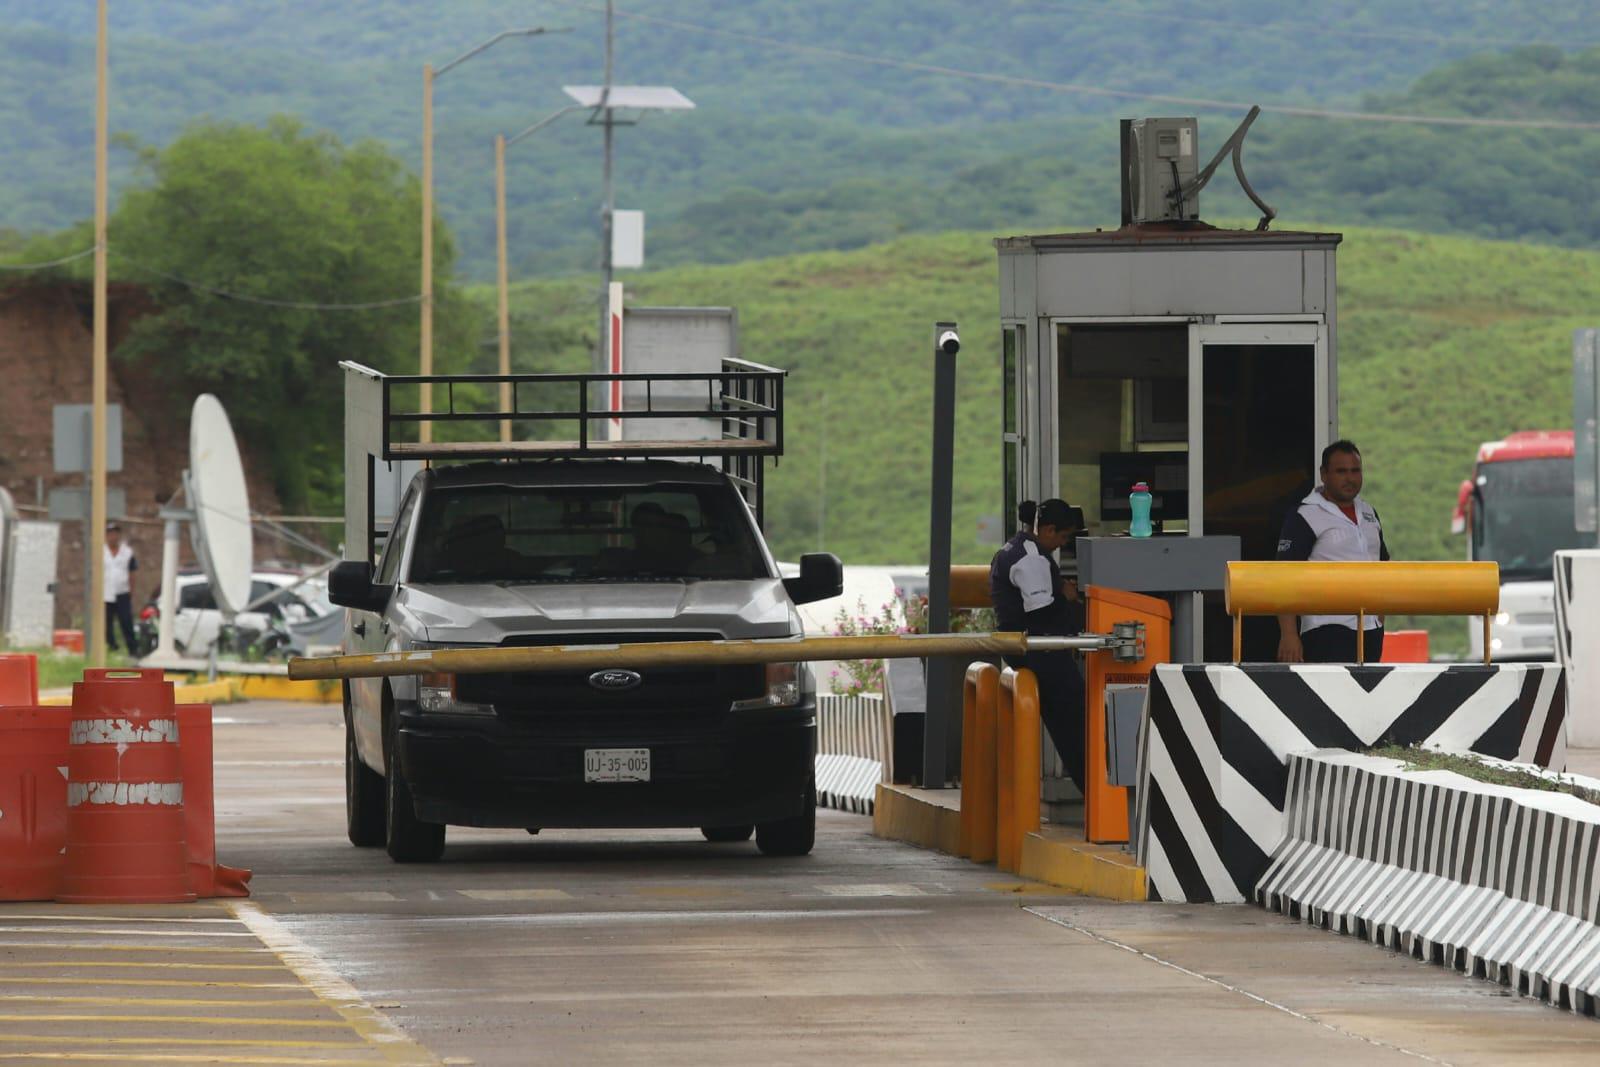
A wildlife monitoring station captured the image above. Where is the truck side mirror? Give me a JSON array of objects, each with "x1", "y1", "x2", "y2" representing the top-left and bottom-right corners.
[
  {"x1": 784, "y1": 552, "x2": 844, "y2": 606},
  {"x1": 328, "y1": 560, "x2": 391, "y2": 613}
]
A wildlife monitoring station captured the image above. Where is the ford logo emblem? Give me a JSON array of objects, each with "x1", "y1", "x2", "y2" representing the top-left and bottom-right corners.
[{"x1": 588, "y1": 669, "x2": 642, "y2": 692}]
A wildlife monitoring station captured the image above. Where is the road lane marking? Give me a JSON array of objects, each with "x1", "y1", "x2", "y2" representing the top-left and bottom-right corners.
[
  {"x1": 456, "y1": 888, "x2": 571, "y2": 901},
  {"x1": 398, "y1": 907, "x2": 931, "y2": 926},
  {"x1": 0, "y1": 926, "x2": 257, "y2": 938},
  {"x1": 0, "y1": 978, "x2": 304, "y2": 989},
  {"x1": 2, "y1": 961, "x2": 287, "y2": 971},
  {"x1": 1024, "y1": 907, "x2": 1450, "y2": 1065},
  {"x1": 0, "y1": 1013, "x2": 351, "y2": 1029},
  {"x1": 0, "y1": 914, "x2": 246, "y2": 925},
  {"x1": 818, "y1": 884, "x2": 927, "y2": 896},
  {"x1": 0, "y1": 994, "x2": 322, "y2": 1008},
  {"x1": 0, "y1": 942, "x2": 270, "y2": 954},
  {"x1": 0, "y1": 1035, "x2": 372, "y2": 1050},
  {"x1": 229, "y1": 901, "x2": 439, "y2": 1066},
  {"x1": 0, "y1": 1055, "x2": 387, "y2": 1065}
]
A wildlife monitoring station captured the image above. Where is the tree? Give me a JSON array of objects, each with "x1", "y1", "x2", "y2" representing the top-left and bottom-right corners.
[{"x1": 108, "y1": 117, "x2": 470, "y2": 511}]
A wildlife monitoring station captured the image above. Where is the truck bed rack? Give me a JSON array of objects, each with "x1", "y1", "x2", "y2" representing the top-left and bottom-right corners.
[{"x1": 341, "y1": 359, "x2": 784, "y2": 528}]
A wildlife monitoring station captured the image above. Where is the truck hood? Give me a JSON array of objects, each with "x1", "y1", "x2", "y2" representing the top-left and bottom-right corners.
[{"x1": 400, "y1": 579, "x2": 799, "y2": 645}]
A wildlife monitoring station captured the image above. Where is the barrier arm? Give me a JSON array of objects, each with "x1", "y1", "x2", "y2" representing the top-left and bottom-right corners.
[{"x1": 288, "y1": 630, "x2": 1144, "y2": 682}]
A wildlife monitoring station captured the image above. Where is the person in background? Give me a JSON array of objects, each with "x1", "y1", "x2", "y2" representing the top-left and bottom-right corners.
[
  {"x1": 103, "y1": 522, "x2": 138, "y2": 654},
  {"x1": 1276, "y1": 439, "x2": 1390, "y2": 663},
  {"x1": 989, "y1": 498, "x2": 1088, "y2": 790},
  {"x1": 1017, "y1": 499, "x2": 1037, "y2": 534}
]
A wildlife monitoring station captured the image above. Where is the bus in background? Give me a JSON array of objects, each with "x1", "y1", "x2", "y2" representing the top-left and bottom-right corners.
[{"x1": 1452, "y1": 430, "x2": 1586, "y2": 660}]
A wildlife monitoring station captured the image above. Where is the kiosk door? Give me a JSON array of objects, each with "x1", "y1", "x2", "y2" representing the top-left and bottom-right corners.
[{"x1": 1189, "y1": 322, "x2": 1329, "y2": 660}]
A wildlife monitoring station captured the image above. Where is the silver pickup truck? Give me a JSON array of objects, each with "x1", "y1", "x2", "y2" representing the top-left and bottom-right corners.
[{"x1": 330, "y1": 361, "x2": 841, "y2": 863}]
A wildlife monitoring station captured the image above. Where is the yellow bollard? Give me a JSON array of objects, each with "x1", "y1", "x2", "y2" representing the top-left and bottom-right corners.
[
  {"x1": 959, "y1": 662, "x2": 999, "y2": 863},
  {"x1": 996, "y1": 674, "x2": 1018, "y2": 873},
  {"x1": 996, "y1": 667, "x2": 1042, "y2": 873}
]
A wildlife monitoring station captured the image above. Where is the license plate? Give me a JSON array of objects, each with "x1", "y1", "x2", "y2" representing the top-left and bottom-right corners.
[{"x1": 584, "y1": 748, "x2": 650, "y2": 783}]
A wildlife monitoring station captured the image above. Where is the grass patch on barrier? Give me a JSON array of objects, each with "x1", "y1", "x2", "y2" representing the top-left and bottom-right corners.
[{"x1": 1371, "y1": 745, "x2": 1600, "y2": 807}]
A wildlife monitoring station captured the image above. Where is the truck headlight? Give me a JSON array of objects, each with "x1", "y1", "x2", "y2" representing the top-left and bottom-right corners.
[
  {"x1": 731, "y1": 663, "x2": 804, "y2": 711},
  {"x1": 418, "y1": 672, "x2": 493, "y2": 715}
]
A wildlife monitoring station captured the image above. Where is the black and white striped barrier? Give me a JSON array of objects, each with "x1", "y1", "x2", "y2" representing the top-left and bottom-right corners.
[
  {"x1": 1554, "y1": 548, "x2": 1600, "y2": 748},
  {"x1": 815, "y1": 694, "x2": 892, "y2": 815},
  {"x1": 1135, "y1": 663, "x2": 1567, "y2": 903},
  {"x1": 1258, "y1": 750, "x2": 1600, "y2": 1015}
]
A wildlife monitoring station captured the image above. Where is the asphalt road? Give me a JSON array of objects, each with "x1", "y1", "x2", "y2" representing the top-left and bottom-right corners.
[{"x1": 3, "y1": 700, "x2": 1599, "y2": 1065}]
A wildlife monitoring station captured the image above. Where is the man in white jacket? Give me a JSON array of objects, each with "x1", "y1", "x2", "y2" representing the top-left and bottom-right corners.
[
  {"x1": 103, "y1": 522, "x2": 139, "y2": 654},
  {"x1": 1276, "y1": 441, "x2": 1390, "y2": 663}
]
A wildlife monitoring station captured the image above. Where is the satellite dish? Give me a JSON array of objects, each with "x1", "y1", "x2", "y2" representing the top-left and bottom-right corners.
[{"x1": 189, "y1": 395, "x2": 253, "y2": 616}]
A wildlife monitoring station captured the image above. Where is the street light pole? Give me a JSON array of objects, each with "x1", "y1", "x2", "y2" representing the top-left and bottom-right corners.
[
  {"x1": 419, "y1": 27, "x2": 562, "y2": 444},
  {"x1": 494, "y1": 133, "x2": 511, "y2": 443},
  {"x1": 89, "y1": 0, "x2": 109, "y2": 666},
  {"x1": 598, "y1": 0, "x2": 615, "y2": 375}
]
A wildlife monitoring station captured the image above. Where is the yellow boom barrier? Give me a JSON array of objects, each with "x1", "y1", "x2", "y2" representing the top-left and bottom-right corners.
[
  {"x1": 288, "y1": 630, "x2": 1125, "y2": 682},
  {"x1": 1224, "y1": 560, "x2": 1501, "y2": 664}
]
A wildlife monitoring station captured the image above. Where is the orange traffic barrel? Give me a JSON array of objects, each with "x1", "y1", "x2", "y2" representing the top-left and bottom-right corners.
[
  {"x1": 1381, "y1": 630, "x2": 1431, "y2": 663},
  {"x1": 58, "y1": 669, "x2": 195, "y2": 904},
  {"x1": 0, "y1": 705, "x2": 73, "y2": 901},
  {"x1": 0, "y1": 653, "x2": 39, "y2": 706},
  {"x1": 176, "y1": 703, "x2": 250, "y2": 898}
]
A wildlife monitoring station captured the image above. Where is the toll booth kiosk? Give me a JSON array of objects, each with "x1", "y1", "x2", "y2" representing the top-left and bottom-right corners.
[{"x1": 997, "y1": 224, "x2": 1341, "y2": 663}]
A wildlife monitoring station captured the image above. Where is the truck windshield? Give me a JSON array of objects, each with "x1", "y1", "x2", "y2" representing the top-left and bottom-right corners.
[
  {"x1": 408, "y1": 482, "x2": 768, "y2": 583},
  {"x1": 1472, "y1": 456, "x2": 1587, "y2": 582}
]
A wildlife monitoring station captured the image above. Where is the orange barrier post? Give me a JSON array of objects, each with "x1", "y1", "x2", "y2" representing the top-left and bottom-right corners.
[
  {"x1": 0, "y1": 705, "x2": 73, "y2": 901},
  {"x1": 1083, "y1": 586, "x2": 1171, "y2": 845},
  {"x1": 996, "y1": 673, "x2": 1018, "y2": 873},
  {"x1": 52, "y1": 630, "x2": 84, "y2": 654},
  {"x1": 958, "y1": 663, "x2": 999, "y2": 862},
  {"x1": 1007, "y1": 668, "x2": 1041, "y2": 871},
  {"x1": 1381, "y1": 630, "x2": 1430, "y2": 663},
  {"x1": 58, "y1": 669, "x2": 195, "y2": 904},
  {"x1": 0, "y1": 653, "x2": 39, "y2": 706},
  {"x1": 176, "y1": 704, "x2": 251, "y2": 898}
]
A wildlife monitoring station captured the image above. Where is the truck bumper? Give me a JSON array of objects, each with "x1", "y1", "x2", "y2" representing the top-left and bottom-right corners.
[{"x1": 394, "y1": 704, "x2": 816, "y2": 829}]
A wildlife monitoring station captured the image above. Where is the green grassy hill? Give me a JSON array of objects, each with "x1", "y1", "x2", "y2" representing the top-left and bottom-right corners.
[{"x1": 477, "y1": 224, "x2": 1598, "y2": 650}]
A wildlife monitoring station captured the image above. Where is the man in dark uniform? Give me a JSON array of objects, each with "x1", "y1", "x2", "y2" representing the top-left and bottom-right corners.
[{"x1": 989, "y1": 498, "x2": 1087, "y2": 790}]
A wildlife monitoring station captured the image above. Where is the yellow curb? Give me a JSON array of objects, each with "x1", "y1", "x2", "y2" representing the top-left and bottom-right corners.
[
  {"x1": 227, "y1": 674, "x2": 340, "y2": 704},
  {"x1": 873, "y1": 782, "x2": 1147, "y2": 902},
  {"x1": 1017, "y1": 825, "x2": 1147, "y2": 902},
  {"x1": 38, "y1": 677, "x2": 239, "y2": 707}
]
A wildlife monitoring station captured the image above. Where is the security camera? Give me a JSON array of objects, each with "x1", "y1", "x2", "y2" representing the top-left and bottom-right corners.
[{"x1": 938, "y1": 329, "x2": 960, "y2": 355}]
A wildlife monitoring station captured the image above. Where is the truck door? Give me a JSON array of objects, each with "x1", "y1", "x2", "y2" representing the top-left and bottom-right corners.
[{"x1": 351, "y1": 486, "x2": 418, "y2": 762}]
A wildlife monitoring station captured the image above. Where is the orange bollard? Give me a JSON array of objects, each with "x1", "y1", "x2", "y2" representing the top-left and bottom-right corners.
[
  {"x1": 958, "y1": 663, "x2": 999, "y2": 862},
  {"x1": 996, "y1": 674, "x2": 1018, "y2": 873},
  {"x1": 52, "y1": 630, "x2": 84, "y2": 655},
  {"x1": 176, "y1": 704, "x2": 250, "y2": 898},
  {"x1": 0, "y1": 653, "x2": 39, "y2": 706},
  {"x1": 0, "y1": 705, "x2": 73, "y2": 901},
  {"x1": 58, "y1": 669, "x2": 195, "y2": 904},
  {"x1": 1007, "y1": 669, "x2": 1042, "y2": 869},
  {"x1": 1381, "y1": 630, "x2": 1430, "y2": 663}
]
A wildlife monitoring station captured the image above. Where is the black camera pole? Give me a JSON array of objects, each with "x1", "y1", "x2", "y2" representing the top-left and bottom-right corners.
[{"x1": 922, "y1": 322, "x2": 960, "y2": 787}]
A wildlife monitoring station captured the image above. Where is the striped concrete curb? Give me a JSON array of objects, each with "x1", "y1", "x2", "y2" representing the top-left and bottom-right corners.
[
  {"x1": 1135, "y1": 663, "x2": 1566, "y2": 902},
  {"x1": 816, "y1": 693, "x2": 892, "y2": 816},
  {"x1": 816, "y1": 753, "x2": 881, "y2": 815},
  {"x1": 1258, "y1": 750, "x2": 1600, "y2": 1016}
]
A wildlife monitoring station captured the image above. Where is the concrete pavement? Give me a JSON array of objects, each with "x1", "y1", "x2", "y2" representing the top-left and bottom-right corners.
[{"x1": 2, "y1": 699, "x2": 1598, "y2": 1064}]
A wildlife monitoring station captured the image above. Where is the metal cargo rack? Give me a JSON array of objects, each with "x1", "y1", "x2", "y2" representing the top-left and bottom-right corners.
[{"x1": 340, "y1": 359, "x2": 785, "y2": 534}]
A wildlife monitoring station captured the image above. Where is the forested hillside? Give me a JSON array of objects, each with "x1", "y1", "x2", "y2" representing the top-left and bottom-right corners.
[{"x1": 2, "y1": 2, "x2": 1597, "y2": 277}]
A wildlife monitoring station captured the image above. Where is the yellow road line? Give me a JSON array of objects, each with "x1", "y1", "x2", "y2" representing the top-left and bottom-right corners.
[
  {"x1": 0, "y1": 913, "x2": 243, "y2": 925},
  {"x1": 0, "y1": 1013, "x2": 351, "y2": 1029},
  {"x1": 0, "y1": 977, "x2": 303, "y2": 989},
  {"x1": 229, "y1": 901, "x2": 439, "y2": 1066},
  {"x1": 0, "y1": 925, "x2": 258, "y2": 937},
  {"x1": 1, "y1": 961, "x2": 287, "y2": 971},
  {"x1": 0, "y1": 994, "x2": 322, "y2": 1008},
  {"x1": 0, "y1": 1034, "x2": 368, "y2": 1049},
  {"x1": 0, "y1": 1054, "x2": 385, "y2": 1065},
  {"x1": 0, "y1": 942, "x2": 270, "y2": 954}
]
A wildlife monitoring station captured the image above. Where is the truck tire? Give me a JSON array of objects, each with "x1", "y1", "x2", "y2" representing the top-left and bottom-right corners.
[
  {"x1": 755, "y1": 774, "x2": 816, "y2": 857},
  {"x1": 701, "y1": 824, "x2": 754, "y2": 843},
  {"x1": 384, "y1": 697, "x2": 445, "y2": 863},
  {"x1": 345, "y1": 687, "x2": 385, "y2": 848}
]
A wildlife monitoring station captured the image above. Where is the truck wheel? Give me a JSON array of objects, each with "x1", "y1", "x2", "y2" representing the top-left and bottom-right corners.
[
  {"x1": 701, "y1": 824, "x2": 754, "y2": 843},
  {"x1": 384, "y1": 699, "x2": 445, "y2": 863},
  {"x1": 755, "y1": 775, "x2": 816, "y2": 857},
  {"x1": 344, "y1": 688, "x2": 385, "y2": 848}
]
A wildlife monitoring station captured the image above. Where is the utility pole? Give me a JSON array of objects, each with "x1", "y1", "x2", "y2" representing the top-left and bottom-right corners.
[
  {"x1": 420, "y1": 62, "x2": 435, "y2": 443},
  {"x1": 597, "y1": 0, "x2": 615, "y2": 375},
  {"x1": 89, "y1": 0, "x2": 109, "y2": 666},
  {"x1": 495, "y1": 133, "x2": 511, "y2": 443}
]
